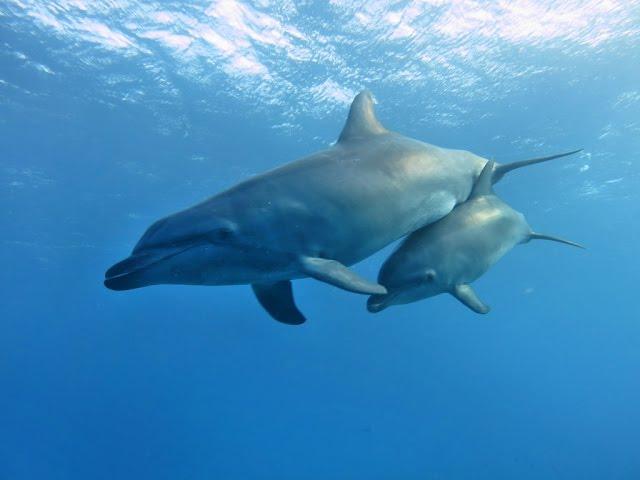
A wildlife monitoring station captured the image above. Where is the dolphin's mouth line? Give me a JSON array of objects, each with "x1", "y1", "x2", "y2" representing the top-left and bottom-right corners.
[
  {"x1": 368, "y1": 273, "x2": 433, "y2": 312},
  {"x1": 105, "y1": 245, "x2": 196, "y2": 281},
  {"x1": 367, "y1": 288, "x2": 400, "y2": 312}
]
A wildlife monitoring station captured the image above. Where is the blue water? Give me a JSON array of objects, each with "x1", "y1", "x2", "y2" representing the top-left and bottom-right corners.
[{"x1": 2, "y1": 2, "x2": 639, "y2": 479}]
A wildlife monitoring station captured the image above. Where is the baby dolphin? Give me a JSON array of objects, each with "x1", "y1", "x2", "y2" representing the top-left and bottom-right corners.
[{"x1": 368, "y1": 161, "x2": 584, "y2": 314}]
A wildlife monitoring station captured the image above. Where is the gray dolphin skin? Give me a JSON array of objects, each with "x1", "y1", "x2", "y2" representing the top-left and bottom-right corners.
[
  {"x1": 104, "y1": 90, "x2": 580, "y2": 324},
  {"x1": 367, "y1": 161, "x2": 584, "y2": 315}
]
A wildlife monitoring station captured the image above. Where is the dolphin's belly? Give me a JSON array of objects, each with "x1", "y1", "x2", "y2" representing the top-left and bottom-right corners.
[{"x1": 266, "y1": 173, "x2": 466, "y2": 266}]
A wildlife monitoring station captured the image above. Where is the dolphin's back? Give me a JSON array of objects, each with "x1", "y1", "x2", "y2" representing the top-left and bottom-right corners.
[{"x1": 190, "y1": 133, "x2": 486, "y2": 266}]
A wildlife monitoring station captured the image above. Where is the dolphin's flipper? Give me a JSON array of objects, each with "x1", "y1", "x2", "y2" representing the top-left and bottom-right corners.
[
  {"x1": 451, "y1": 284, "x2": 490, "y2": 314},
  {"x1": 529, "y1": 232, "x2": 585, "y2": 249},
  {"x1": 251, "y1": 281, "x2": 306, "y2": 325},
  {"x1": 337, "y1": 90, "x2": 388, "y2": 143},
  {"x1": 300, "y1": 256, "x2": 387, "y2": 295}
]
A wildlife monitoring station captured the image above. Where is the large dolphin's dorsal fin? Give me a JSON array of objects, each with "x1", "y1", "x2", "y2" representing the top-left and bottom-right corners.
[
  {"x1": 338, "y1": 90, "x2": 388, "y2": 143},
  {"x1": 469, "y1": 160, "x2": 495, "y2": 199}
]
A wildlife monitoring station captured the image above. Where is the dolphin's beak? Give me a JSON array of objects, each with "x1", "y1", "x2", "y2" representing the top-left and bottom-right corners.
[
  {"x1": 104, "y1": 246, "x2": 192, "y2": 290},
  {"x1": 367, "y1": 293, "x2": 390, "y2": 313},
  {"x1": 104, "y1": 252, "x2": 156, "y2": 290},
  {"x1": 104, "y1": 267, "x2": 147, "y2": 290}
]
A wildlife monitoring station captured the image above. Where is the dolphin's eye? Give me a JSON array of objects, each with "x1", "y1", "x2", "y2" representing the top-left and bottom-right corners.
[
  {"x1": 208, "y1": 226, "x2": 235, "y2": 243},
  {"x1": 217, "y1": 227, "x2": 233, "y2": 240},
  {"x1": 424, "y1": 269, "x2": 436, "y2": 281}
]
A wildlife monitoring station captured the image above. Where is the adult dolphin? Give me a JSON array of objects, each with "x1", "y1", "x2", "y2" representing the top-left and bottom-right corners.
[
  {"x1": 104, "y1": 90, "x2": 579, "y2": 324},
  {"x1": 367, "y1": 161, "x2": 584, "y2": 314}
]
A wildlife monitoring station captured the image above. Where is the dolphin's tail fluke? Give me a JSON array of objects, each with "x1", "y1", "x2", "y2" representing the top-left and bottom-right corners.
[
  {"x1": 529, "y1": 232, "x2": 585, "y2": 249},
  {"x1": 493, "y1": 149, "x2": 582, "y2": 183}
]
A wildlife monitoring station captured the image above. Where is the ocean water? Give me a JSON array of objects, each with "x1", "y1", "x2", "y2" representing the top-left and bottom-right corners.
[{"x1": 1, "y1": 1, "x2": 639, "y2": 479}]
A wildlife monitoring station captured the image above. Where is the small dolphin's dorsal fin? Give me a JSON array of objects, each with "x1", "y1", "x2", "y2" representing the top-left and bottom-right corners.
[
  {"x1": 338, "y1": 90, "x2": 388, "y2": 143},
  {"x1": 469, "y1": 160, "x2": 495, "y2": 199}
]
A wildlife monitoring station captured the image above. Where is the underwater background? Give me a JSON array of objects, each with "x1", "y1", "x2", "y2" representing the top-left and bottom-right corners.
[{"x1": 1, "y1": 1, "x2": 639, "y2": 479}]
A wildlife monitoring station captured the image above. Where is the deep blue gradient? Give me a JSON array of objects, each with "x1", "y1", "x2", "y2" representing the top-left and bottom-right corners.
[{"x1": 1, "y1": 2, "x2": 639, "y2": 479}]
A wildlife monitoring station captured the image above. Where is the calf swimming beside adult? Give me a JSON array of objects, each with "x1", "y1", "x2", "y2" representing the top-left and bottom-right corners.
[
  {"x1": 367, "y1": 161, "x2": 584, "y2": 315},
  {"x1": 104, "y1": 90, "x2": 580, "y2": 324}
]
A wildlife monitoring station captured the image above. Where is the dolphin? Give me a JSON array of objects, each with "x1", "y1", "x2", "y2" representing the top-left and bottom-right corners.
[
  {"x1": 104, "y1": 90, "x2": 580, "y2": 324},
  {"x1": 367, "y1": 161, "x2": 584, "y2": 315}
]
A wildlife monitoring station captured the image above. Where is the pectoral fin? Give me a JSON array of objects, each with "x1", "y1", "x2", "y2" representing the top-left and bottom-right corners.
[
  {"x1": 300, "y1": 256, "x2": 387, "y2": 295},
  {"x1": 251, "y1": 281, "x2": 306, "y2": 325},
  {"x1": 451, "y1": 284, "x2": 490, "y2": 314}
]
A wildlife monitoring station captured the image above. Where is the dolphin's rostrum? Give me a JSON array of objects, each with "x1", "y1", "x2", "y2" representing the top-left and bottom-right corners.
[
  {"x1": 368, "y1": 161, "x2": 584, "y2": 315},
  {"x1": 105, "y1": 91, "x2": 580, "y2": 324}
]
